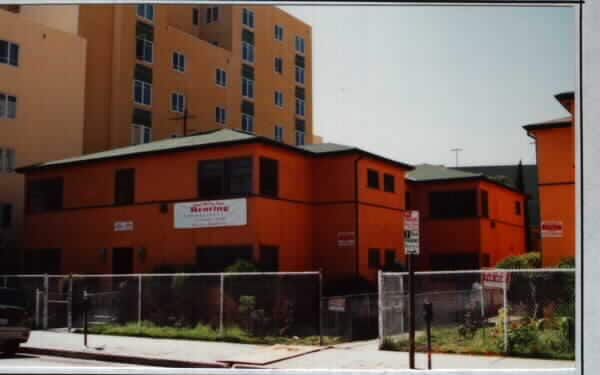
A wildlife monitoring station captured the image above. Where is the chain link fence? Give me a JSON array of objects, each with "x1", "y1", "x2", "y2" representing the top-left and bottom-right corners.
[
  {"x1": 379, "y1": 269, "x2": 575, "y2": 359},
  {"x1": 321, "y1": 293, "x2": 378, "y2": 341}
]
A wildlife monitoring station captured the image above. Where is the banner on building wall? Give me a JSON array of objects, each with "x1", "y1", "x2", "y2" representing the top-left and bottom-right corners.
[
  {"x1": 174, "y1": 198, "x2": 247, "y2": 229},
  {"x1": 114, "y1": 221, "x2": 134, "y2": 232},
  {"x1": 337, "y1": 232, "x2": 355, "y2": 247},
  {"x1": 404, "y1": 210, "x2": 420, "y2": 255},
  {"x1": 541, "y1": 221, "x2": 563, "y2": 238}
]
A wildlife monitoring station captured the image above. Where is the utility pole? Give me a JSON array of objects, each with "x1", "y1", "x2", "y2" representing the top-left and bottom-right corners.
[
  {"x1": 450, "y1": 148, "x2": 463, "y2": 167},
  {"x1": 169, "y1": 107, "x2": 196, "y2": 137}
]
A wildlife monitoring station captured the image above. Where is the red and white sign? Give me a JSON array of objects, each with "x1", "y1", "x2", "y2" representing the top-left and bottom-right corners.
[
  {"x1": 481, "y1": 272, "x2": 511, "y2": 289},
  {"x1": 404, "y1": 210, "x2": 420, "y2": 255},
  {"x1": 328, "y1": 297, "x2": 346, "y2": 312},
  {"x1": 337, "y1": 232, "x2": 355, "y2": 247},
  {"x1": 174, "y1": 198, "x2": 247, "y2": 229},
  {"x1": 114, "y1": 221, "x2": 134, "y2": 232},
  {"x1": 541, "y1": 221, "x2": 563, "y2": 238}
]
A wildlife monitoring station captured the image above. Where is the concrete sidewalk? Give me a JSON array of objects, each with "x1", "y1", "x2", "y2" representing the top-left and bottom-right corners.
[{"x1": 21, "y1": 331, "x2": 575, "y2": 370}]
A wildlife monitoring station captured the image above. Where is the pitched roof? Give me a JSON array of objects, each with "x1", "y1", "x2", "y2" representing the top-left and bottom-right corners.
[
  {"x1": 17, "y1": 128, "x2": 414, "y2": 172},
  {"x1": 406, "y1": 164, "x2": 482, "y2": 182}
]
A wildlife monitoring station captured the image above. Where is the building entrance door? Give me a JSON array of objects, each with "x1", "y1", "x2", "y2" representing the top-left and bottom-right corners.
[{"x1": 112, "y1": 248, "x2": 134, "y2": 274}]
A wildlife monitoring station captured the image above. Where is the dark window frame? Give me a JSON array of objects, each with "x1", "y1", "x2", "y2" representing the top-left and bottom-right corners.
[
  {"x1": 367, "y1": 169, "x2": 380, "y2": 189},
  {"x1": 515, "y1": 201, "x2": 522, "y2": 216},
  {"x1": 259, "y1": 245, "x2": 279, "y2": 272},
  {"x1": 115, "y1": 168, "x2": 135, "y2": 206},
  {"x1": 481, "y1": 190, "x2": 489, "y2": 218},
  {"x1": 383, "y1": 173, "x2": 395, "y2": 193},
  {"x1": 368, "y1": 248, "x2": 380, "y2": 269},
  {"x1": 384, "y1": 249, "x2": 396, "y2": 266},
  {"x1": 259, "y1": 157, "x2": 279, "y2": 197},
  {"x1": 429, "y1": 189, "x2": 477, "y2": 219},
  {"x1": 27, "y1": 177, "x2": 64, "y2": 213},
  {"x1": 197, "y1": 157, "x2": 253, "y2": 199}
]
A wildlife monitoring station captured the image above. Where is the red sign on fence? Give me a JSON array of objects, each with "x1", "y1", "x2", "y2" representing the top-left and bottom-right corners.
[{"x1": 481, "y1": 272, "x2": 511, "y2": 289}]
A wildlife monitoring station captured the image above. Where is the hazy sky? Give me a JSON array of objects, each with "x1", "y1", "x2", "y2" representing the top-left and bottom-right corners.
[{"x1": 280, "y1": 5, "x2": 575, "y2": 167}]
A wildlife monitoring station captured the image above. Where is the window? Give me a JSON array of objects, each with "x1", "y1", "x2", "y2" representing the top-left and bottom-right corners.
[
  {"x1": 242, "y1": 114, "x2": 254, "y2": 133},
  {"x1": 0, "y1": 203, "x2": 11, "y2": 228},
  {"x1": 259, "y1": 246, "x2": 279, "y2": 272},
  {"x1": 197, "y1": 245, "x2": 252, "y2": 272},
  {"x1": 0, "y1": 40, "x2": 19, "y2": 67},
  {"x1": 405, "y1": 191, "x2": 411, "y2": 210},
  {"x1": 295, "y1": 98, "x2": 305, "y2": 116},
  {"x1": 132, "y1": 108, "x2": 152, "y2": 128},
  {"x1": 274, "y1": 125, "x2": 284, "y2": 142},
  {"x1": 198, "y1": 157, "x2": 253, "y2": 198},
  {"x1": 171, "y1": 92, "x2": 185, "y2": 113},
  {"x1": 134, "y1": 80, "x2": 152, "y2": 106},
  {"x1": 242, "y1": 42, "x2": 254, "y2": 63},
  {"x1": 27, "y1": 177, "x2": 63, "y2": 213},
  {"x1": 216, "y1": 68, "x2": 227, "y2": 87},
  {"x1": 274, "y1": 25, "x2": 284, "y2": 41},
  {"x1": 368, "y1": 249, "x2": 380, "y2": 269},
  {"x1": 429, "y1": 190, "x2": 477, "y2": 218},
  {"x1": 115, "y1": 168, "x2": 135, "y2": 205},
  {"x1": 481, "y1": 190, "x2": 489, "y2": 218},
  {"x1": 295, "y1": 130, "x2": 305, "y2": 146},
  {"x1": 206, "y1": 7, "x2": 219, "y2": 23},
  {"x1": 215, "y1": 106, "x2": 226, "y2": 125},
  {"x1": 192, "y1": 8, "x2": 199, "y2": 25},
  {"x1": 367, "y1": 169, "x2": 379, "y2": 189},
  {"x1": 172, "y1": 51, "x2": 185, "y2": 72},
  {"x1": 384, "y1": 173, "x2": 395, "y2": 193},
  {"x1": 274, "y1": 57, "x2": 283, "y2": 74},
  {"x1": 242, "y1": 8, "x2": 255, "y2": 28},
  {"x1": 0, "y1": 93, "x2": 17, "y2": 119},
  {"x1": 384, "y1": 249, "x2": 396, "y2": 266},
  {"x1": 131, "y1": 124, "x2": 152, "y2": 145},
  {"x1": 136, "y1": 21, "x2": 154, "y2": 63},
  {"x1": 260, "y1": 157, "x2": 278, "y2": 197},
  {"x1": 137, "y1": 4, "x2": 154, "y2": 22},
  {"x1": 295, "y1": 35, "x2": 305, "y2": 53},
  {"x1": 0, "y1": 148, "x2": 15, "y2": 172},
  {"x1": 515, "y1": 201, "x2": 522, "y2": 216},
  {"x1": 274, "y1": 90, "x2": 284, "y2": 107},
  {"x1": 295, "y1": 66, "x2": 305, "y2": 84},
  {"x1": 242, "y1": 78, "x2": 254, "y2": 99}
]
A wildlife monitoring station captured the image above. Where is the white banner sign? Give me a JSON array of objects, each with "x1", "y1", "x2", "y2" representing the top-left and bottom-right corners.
[
  {"x1": 114, "y1": 221, "x2": 134, "y2": 232},
  {"x1": 404, "y1": 210, "x2": 420, "y2": 255},
  {"x1": 174, "y1": 198, "x2": 247, "y2": 229}
]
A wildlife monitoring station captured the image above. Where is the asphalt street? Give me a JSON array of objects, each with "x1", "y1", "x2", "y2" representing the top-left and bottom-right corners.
[{"x1": 0, "y1": 353, "x2": 139, "y2": 367}]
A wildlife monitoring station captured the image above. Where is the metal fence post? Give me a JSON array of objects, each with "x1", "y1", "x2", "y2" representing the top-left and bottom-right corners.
[
  {"x1": 43, "y1": 274, "x2": 49, "y2": 330},
  {"x1": 503, "y1": 271, "x2": 509, "y2": 353},
  {"x1": 400, "y1": 274, "x2": 405, "y2": 333},
  {"x1": 68, "y1": 274, "x2": 73, "y2": 332},
  {"x1": 138, "y1": 274, "x2": 142, "y2": 327},
  {"x1": 35, "y1": 288, "x2": 40, "y2": 328},
  {"x1": 318, "y1": 270, "x2": 323, "y2": 346},
  {"x1": 378, "y1": 270, "x2": 383, "y2": 347},
  {"x1": 219, "y1": 273, "x2": 224, "y2": 335}
]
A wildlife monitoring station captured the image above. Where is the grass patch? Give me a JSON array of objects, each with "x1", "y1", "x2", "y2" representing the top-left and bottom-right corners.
[
  {"x1": 381, "y1": 325, "x2": 574, "y2": 361},
  {"x1": 82, "y1": 321, "x2": 343, "y2": 346}
]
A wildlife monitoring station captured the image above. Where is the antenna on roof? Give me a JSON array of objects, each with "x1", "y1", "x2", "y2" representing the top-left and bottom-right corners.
[{"x1": 450, "y1": 148, "x2": 463, "y2": 167}]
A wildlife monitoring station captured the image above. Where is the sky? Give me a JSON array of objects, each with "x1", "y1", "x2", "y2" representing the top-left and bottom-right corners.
[{"x1": 279, "y1": 5, "x2": 575, "y2": 167}]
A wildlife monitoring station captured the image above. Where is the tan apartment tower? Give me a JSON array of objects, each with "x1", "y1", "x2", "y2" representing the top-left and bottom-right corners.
[{"x1": 14, "y1": 4, "x2": 314, "y2": 153}]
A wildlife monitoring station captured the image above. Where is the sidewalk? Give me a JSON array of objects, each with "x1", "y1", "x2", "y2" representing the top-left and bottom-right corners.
[{"x1": 22, "y1": 331, "x2": 576, "y2": 370}]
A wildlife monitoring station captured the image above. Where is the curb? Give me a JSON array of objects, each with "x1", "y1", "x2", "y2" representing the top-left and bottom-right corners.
[{"x1": 20, "y1": 346, "x2": 228, "y2": 368}]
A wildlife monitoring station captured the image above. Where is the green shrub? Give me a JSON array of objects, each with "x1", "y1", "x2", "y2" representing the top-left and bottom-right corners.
[
  {"x1": 496, "y1": 252, "x2": 541, "y2": 269},
  {"x1": 497, "y1": 321, "x2": 539, "y2": 354}
]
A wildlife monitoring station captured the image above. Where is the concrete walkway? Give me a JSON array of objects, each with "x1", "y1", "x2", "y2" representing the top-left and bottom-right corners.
[{"x1": 22, "y1": 331, "x2": 576, "y2": 370}]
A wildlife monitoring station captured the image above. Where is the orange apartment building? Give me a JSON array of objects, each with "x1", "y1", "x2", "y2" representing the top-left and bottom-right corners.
[
  {"x1": 524, "y1": 92, "x2": 575, "y2": 266},
  {"x1": 17, "y1": 129, "x2": 412, "y2": 284},
  {"x1": 406, "y1": 164, "x2": 527, "y2": 270},
  {"x1": 9, "y1": 4, "x2": 314, "y2": 151},
  {"x1": 0, "y1": 9, "x2": 86, "y2": 272}
]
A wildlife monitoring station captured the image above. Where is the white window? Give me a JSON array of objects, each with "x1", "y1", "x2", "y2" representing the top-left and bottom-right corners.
[
  {"x1": 295, "y1": 130, "x2": 305, "y2": 146},
  {"x1": 242, "y1": 42, "x2": 254, "y2": 63},
  {"x1": 241, "y1": 114, "x2": 254, "y2": 133},
  {"x1": 274, "y1": 125, "x2": 284, "y2": 142},
  {"x1": 172, "y1": 51, "x2": 185, "y2": 72},
  {"x1": 133, "y1": 80, "x2": 152, "y2": 106},
  {"x1": 274, "y1": 90, "x2": 284, "y2": 108},
  {"x1": 274, "y1": 25, "x2": 284, "y2": 41},
  {"x1": 274, "y1": 57, "x2": 283, "y2": 74},
  {"x1": 216, "y1": 68, "x2": 227, "y2": 87},
  {"x1": 242, "y1": 8, "x2": 255, "y2": 28},
  {"x1": 131, "y1": 124, "x2": 152, "y2": 145},
  {"x1": 242, "y1": 78, "x2": 254, "y2": 99},
  {"x1": 296, "y1": 98, "x2": 305, "y2": 117},
  {"x1": 0, "y1": 93, "x2": 17, "y2": 119},
  {"x1": 215, "y1": 106, "x2": 226, "y2": 125},
  {"x1": 171, "y1": 92, "x2": 185, "y2": 113},
  {"x1": 137, "y1": 4, "x2": 154, "y2": 22},
  {"x1": 136, "y1": 37, "x2": 153, "y2": 64},
  {"x1": 0, "y1": 148, "x2": 16, "y2": 173},
  {"x1": 295, "y1": 66, "x2": 305, "y2": 84},
  {"x1": 192, "y1": 8, "x2": 200, "y2": 25},
  {"x1": 295, "y1": 36, "x2": 305, "y2": 54},
  {"x1": 0, "y1": 40, "x2": 20, "y2": 67},
  {"x1": 206, "y1": 7, "x2": 219, "y2": 23}
]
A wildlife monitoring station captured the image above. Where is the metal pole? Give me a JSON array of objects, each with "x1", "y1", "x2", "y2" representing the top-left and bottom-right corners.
[
  {"x1": 408, "y1": 254, "x2": 415, "y2": 370},
  {"x1": 83, "y1": 290, "x2": 88, "y2": 347},
  {"x1": 137, "y1": 274, "x2": 142, "y2": 327},
  {"x1": 479, "y1": 284, "x2": 485, "y2": 319},
  {"x1": 35, "y1": 288, "x2": 40, "y2": 328},
  {"x1": 219, "y1": 273, "x2": 224, "y2": 335},
  {"x1": 400, "y1": 275, "x2": 405, "y2": 333},
  {"x1": 426, "y1": 317, "x2": 432, "y2": 370},
  {"x1": 318, "y1": 270, "x2": 323, "y2": 346},
  {"x1": 377, "y1": 270, "x2": 383, "y2": 347},
  {"x1": 503, "y1": 271, "x2": 508, "y2": 353},
  {"x1": 68, "y1": 275, "x2": 73, "y2": 332},
  {"x1": 43, "y1": 274, "x2": 48, "y2": 330}
]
